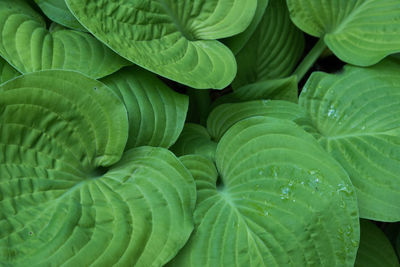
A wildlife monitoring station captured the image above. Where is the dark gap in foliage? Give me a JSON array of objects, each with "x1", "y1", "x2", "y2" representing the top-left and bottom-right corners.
[{"x1": 89, "y1": 166, "x2": 108, "y2": 179}]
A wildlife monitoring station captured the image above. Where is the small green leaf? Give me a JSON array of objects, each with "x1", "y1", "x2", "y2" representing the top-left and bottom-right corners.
[
  {"x1": 299, "y1": 58, "x2": 400, "y2": 221},
  {"x1": 34, "y1": 0, "x2": 87, "y2": 31},
  {"x1": 0, "y1": 57, "x2": 20, "y2": 84},
  {"x1": 0, "y1": 0, "x2": 129, "y2": 79},
  {"x1": 287, "y1": 0, "x2": 400, "y2": 66},
  {"x1": 212, "y1": 76, "x2": 299, "y2": 108},
  {"x1": 170, "y1": 117, "x2": 359, "y2": 266},
  {"x1": 170, "y1": 123, "x2": 217, "y2": 160},
  {"x1": 233, "y1": 0, "x2": 304, "y2": 89},
  {"x1": 66, "y1": 0, "x2": 259, "y2": 89},
  {"x1": 101, "y1": 67, "x2": 188, "y2": 150},
  {"x1": 207, "y1": 100, "x2": 309, "y2": 141},
  {"x1": 355, "y1": 220, "x2": 399, "y2": 267}
]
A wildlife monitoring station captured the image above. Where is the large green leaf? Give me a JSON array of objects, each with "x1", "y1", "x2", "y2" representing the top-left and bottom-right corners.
[
  {"x1": 287, "y1": 0, "x2": 400, "y2": 66},
  {"x1": 233, "y1": 0, "x2": 304, "y2": 89},
  {"x1": 170, "y1": 123, "x2": 217, "y2": 160},
  {"x1": 0, "y1": 71, "x2": 195, "y2": 266},
  {"x1": 101, "y1": 67, "x2": 188, "y2": 150},
  {"x1": 65, "y1": 0, "x2": 258, "y2": 89},
  {"x1": 207, "y1": 100, "x2": 309, "y2": 141},
  {"x1": 34, "y1": 0, "x2": 86, "y2": 31},
  {"x1": 0, "y1": 57, "x2": 20, "y2": 84},
  {"x1": 170, "y1": 117, "x2": 359, "y2": 266},
  {"x1": 0, "y1": 0, "x2": 129, "y2": 79},
  {"x1": 299, "y1": 58, "x2": 400, "y2": 221},
  {"x1": 355, "y1": 220, "x2": 400, "y2": 267},
  {"x1": 223, "y1": 0, "x2": 269, "y2": 55}
]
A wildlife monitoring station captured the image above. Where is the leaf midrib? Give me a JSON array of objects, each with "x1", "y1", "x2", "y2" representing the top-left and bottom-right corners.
[{"x1": 329, "y1": 0, "x2": 371, "y2": 35}]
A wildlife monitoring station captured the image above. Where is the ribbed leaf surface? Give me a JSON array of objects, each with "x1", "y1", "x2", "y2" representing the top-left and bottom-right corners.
[
  {"x1": 355, "y1": 220, "x2": 400, "y2": 267},
  {"x1": 170, "y1": 117, "x2": 359, "y2": 267},
  {"x1": 101, "y1": 67, "x2": 188, "y2": 150},
  {"x1": 299, "y1": 58, "x2": 400, "y2": 221},
  {"x1": 207, "y1": 100, "x2": 309, "y2": 141},
  {"x1": 0, "y1": 0, "x2": 128, "y2": 79},
  {"x1": 233, "y1": 0, "x2": 304, "y2": 89},
  {"x1": 0, "y1": 71, "x2": 195, "y2": 266},
  {"x1": 66, "y1": 0, "x2": 258, "y2": 89},
  {"x1": 34, "y1": 0, "x2": 86, "y2": 31},
  {"x1": 287, "y1": 0, "x2": 400, "y2": 66}
]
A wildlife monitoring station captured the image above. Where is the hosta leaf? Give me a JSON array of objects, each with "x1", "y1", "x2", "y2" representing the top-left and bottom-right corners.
[
  {"x1": 212, "y1": 76, "x2": 298, "y2": 108},
  {"x1": 0, "y1": 57, "x2": 20, "y2": 84},
  {"x1": 170, "y1": 117, "x2": 359, "y2": 266},
  {"x1": 65, "y1": 0, "x2": 258, "y2": 89},
  {"x1": 101, "y1": 67, "x2": 188, "y2": 150},
  {"x1": 170, "y1": 123, "x2": 217, "y2": 160},
  {"x1": 207, "y1": 100, "x2": 309, "y2": 141},
  {"x1": 287, "y1": 0, "x2": 400, "y2": 66},
  {"x1": 299, "y1": 58, "x2": 400, "y2": 221},
  {"x1": 233, "y1": 0, "x2": 304, "y2": 89},
  {"x1": 34, "y1": 0, "x2": 86, "y2": 31},
  {"x1": 0, "y1": 0, "x2": 129, "y2": 79},
  {"x1": 355, "y1": 220, "x2": 400, "y2": 267},
  {"x1": 223, "y1": 0, "x2": 269, "y2": 55},
  {"x1": 0, "y1": 71, "x2": 195, "y2": 266}
]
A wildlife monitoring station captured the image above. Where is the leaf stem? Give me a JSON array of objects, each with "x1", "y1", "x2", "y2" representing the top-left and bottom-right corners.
[{"x1": 293, "y1": 38, "x2": 327, "y2": 82}]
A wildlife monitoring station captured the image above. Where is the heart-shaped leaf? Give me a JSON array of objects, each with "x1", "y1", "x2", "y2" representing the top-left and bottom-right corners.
[
  {"x1": 101, "y1": 67, "x2": 188, "y2": 150},
  {"x1": 34, "y1": 0, "x2": 86, "y2": 31},
  {"x1": 0, "y1": 57, "x2": 19, "y2": 84},
  {"x1": 0, "y1": 0, "x2": 129, "y2": 79},
  {"x1": 233, "y1": 0, "x2": 304, "y2": 89},
  {"x1": 0, "y1": 70, "x2": 195, "y2": 266},
  {"x1": 170, "y1": 117, "x2": 359, "y2": 266},
  {"x1": 355, "y1": 220, "x2": 399, "y2": 267},
  {"x1": 299, "y1": 58, "x2": 400, "y2": 221},
  {"x1": 287, "y1": 0, "x2": 400, "y2": 66},
  {"x1": 66, "y1": 0, "x2": 258, "y2": 89}
]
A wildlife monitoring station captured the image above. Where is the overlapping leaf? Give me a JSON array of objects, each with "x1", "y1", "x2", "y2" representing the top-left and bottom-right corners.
[
  {"x1": 0, "y1": 70, "x2": 195, "y2": 266},
  {"x1": 0, "y1": 57, "x2": 19, "y2": 84},
  {"x1": 223, "y1": 0, "x2": 269, "y2": 55},
  {"x1": 299, "y1": 58, "x2": 400, "y2": 221},
  {"x1": 0, "y1": 0, "x2": 128, "y2": 79},
  {"x1": 66, "y1": 0, "x2": 258, "y2": 89},
  {"x1": 287, "y1": 0, "x2": 400, "y2": 66},
  {"x1": 233, "y1": 0, "x2": 304, "y2": 89},
  {"x1": 170, "y1": 123, "x2": 217, "y2": 160},
  {"x1": 34, "y1": 0, "x2": 86, "y2": 31},
  {"x1": 101, "y1": 67, "x2": 188, "y2": 150},
  {"x1": 354, "y1": 220, "x2": 399, "y2": 267},
  {"x1": 170, "y1": 117, "x2": 359, "y2": 266}
]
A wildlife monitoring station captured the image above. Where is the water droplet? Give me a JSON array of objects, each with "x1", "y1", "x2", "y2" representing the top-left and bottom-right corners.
[
  {"x1": 94, "y1": 87, "x2": 98, "y2": 91},
  {"x1": 361, "y1": 125, "x2": 366, "y2": 130},
  {"x1": 264, "y1": 211, "x2": 269, "y2": 216},
  {"x1": 262, "y1": 99, "x2": 270, "y2": 105},
  {"x1": 337, "y1": 183, "x2": 352, "y2": 195},
  {"x1": 29, "y1": 231, "x2": 33, "y2": 236},
  {"x1": 280, "y1": 187, "x2": 291, "y2": 200}
]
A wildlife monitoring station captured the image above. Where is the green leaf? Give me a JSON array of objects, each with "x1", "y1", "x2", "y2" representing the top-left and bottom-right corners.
[
  {"x1": 207, "y1": 100, "x2": 309, "y2": 141},
  {"x1": 0, "y1": 71, "x2": 195, "y2": 266},
  {"x1": 0, "y1": 0, "x2": 129, "y2": 79},
  {"x1": 287, "y1": 0, "x2": 400, "y2": 66},
  {"x1": 233, "y1": 0, "x2": 304, "y2": 89},
  {"x1": 212, "y1": 76, "x2": 299, "y2": 108},
  {"x1": 355, "y1": 220, "x2": 400, "y2": 267},
  {"x1": 101, "y1": 67, "x2": 188, "y2": 150},
  {"x1": 170, "y1": 123, "x2": 217, "y2": 160},
  {"x1": 299, "y1": 58, "x2": 400, "y2": 221},
  {"x1": 223, "y1": 0, "x2": 269, "y2": 55},
  {"x1": 34, "y1": 0, "x2": 87, "y2": 31},
  {"x1": 170, "y1": 117, "x2": 359, "y2": 266},
  {"x1": 0, "y1": 57, "x2": 20, "y2": 84},
  {"x1": 65, "y1": 0, "x2": 258, "y2": 89}
]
